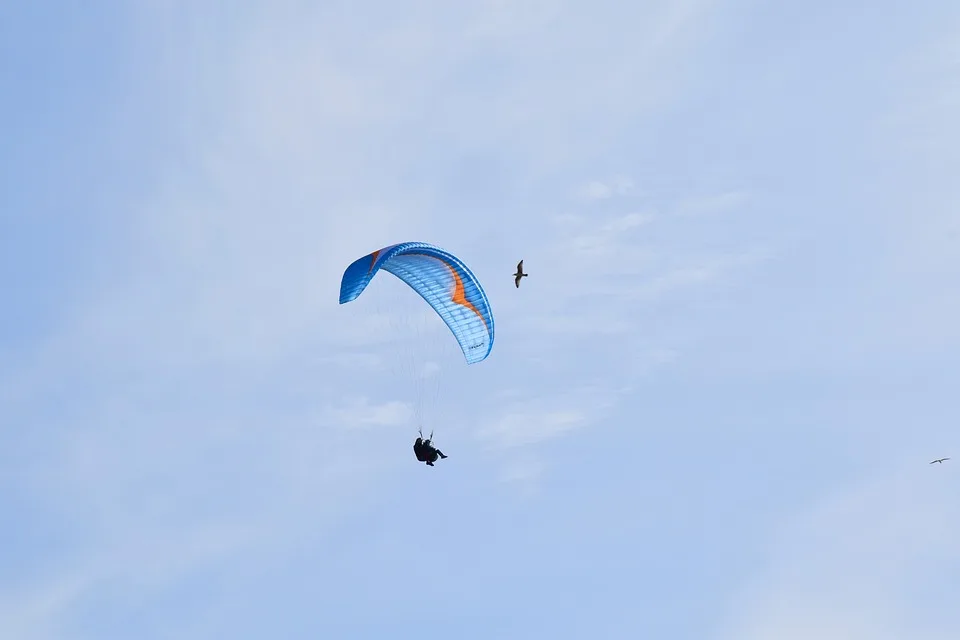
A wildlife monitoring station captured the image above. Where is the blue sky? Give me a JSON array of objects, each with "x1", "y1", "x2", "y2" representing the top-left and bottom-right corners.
[{"x1": 2, "y1": 1, "x2": 959, "y2": 638}]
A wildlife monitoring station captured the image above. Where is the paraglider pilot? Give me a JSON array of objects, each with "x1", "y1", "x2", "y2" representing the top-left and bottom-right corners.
[{"x1": 414, "y1": 430, "x2": 448, "y2": 466}]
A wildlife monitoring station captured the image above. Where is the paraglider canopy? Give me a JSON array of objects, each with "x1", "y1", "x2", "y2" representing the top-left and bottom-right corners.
[{"x1": 339, "y1": 242, "x2": 495, "y2": 364}]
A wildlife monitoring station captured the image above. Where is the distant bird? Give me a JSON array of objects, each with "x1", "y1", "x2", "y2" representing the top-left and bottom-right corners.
[
  {"x1": 930, "y1": 457, "x2": 950, "y2": 464},
  {"x1": 513, "y1": 260, "x2": 528, "y2": 288}
]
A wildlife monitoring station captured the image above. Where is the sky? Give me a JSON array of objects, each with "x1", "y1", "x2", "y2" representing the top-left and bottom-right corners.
[{"x1": 2, "y1": 1, "x2": 959, "y2": 638}]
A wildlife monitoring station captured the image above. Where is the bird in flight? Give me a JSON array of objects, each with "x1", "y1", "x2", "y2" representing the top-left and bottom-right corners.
[
  {"x1": 513, "y1": 260, "x2": 528, "y2": 288},
  {"x1": 930, "y1": 457, "x2": 950, "y2": 464}
]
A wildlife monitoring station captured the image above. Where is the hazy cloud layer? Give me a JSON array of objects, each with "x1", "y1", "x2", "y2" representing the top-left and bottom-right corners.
[{"x1": 2, "y1": 1, "x2": 959, "y2": 639}]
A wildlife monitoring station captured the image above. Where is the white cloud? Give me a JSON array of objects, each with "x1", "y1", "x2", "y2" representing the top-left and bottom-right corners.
[
  {"x1": 576, "y1": 175, "x2": 636, "y2": 201},
  {"x1": 326, "y1": 397, "x2": 414, "y2": 429},
  {"x1": 476, "y1": 386, "x2": 622, "y2": 450},
  {"x1": 628, "y1": 250, "x2": 770, "y2": 301},
  {"x1": 480, "y1": 408, "x2": 588, "y2": 448},
  {"x1": 561, "y1": 211, "x2": 659, "y2": 259},
  {"x1": 642, "y1": 264, "x2": 719, "y2": 292},
  {"x1": 514, "y1": 210, "x2": 768, "y2": 336},
  {"x1": 487, "y1": 196, "x2": 769, "y2": 397},
  {"x1": 602, "y1": 211, "x2": 657, "y2": 232},
  {"x1": 673, "y1": 190, "x2": 750, "y2": 217},
  {"x1": 315, "y1": 352, "x2": 385, "y2": 372},
  {"x1": 498, "y1": 455, "x2": 547, "y2": 497},
  {"x1": 648, "y1": 347, "x2": 680, "y2": 365}
]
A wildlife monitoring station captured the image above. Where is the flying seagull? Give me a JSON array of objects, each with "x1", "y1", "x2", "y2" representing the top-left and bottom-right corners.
[
  {"x1": 513, "y1": 260, "x2": 528, "y2": 288},
  {"x1": 930, "y1": 457, "x2": 950, "y2": 464}
]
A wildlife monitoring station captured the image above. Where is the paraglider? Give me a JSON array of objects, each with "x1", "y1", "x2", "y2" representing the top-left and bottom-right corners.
[
  {"x1": 414, "y1": 429, "x2": 448, "y2": 467},
  {"x1": 340, "y1": 242, "x2": 493, "y2": 466},
  {"x1": 339, "y1": 242, "x2": 495, "y2": 364}
]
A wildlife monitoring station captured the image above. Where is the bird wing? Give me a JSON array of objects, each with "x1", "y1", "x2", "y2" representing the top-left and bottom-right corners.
[
  {"x1": 517, "y1": 259, "x2": 523, "y2": 272},
  {"x1": 515, "y1": 273, "x2": 521, "y2": 287}
]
